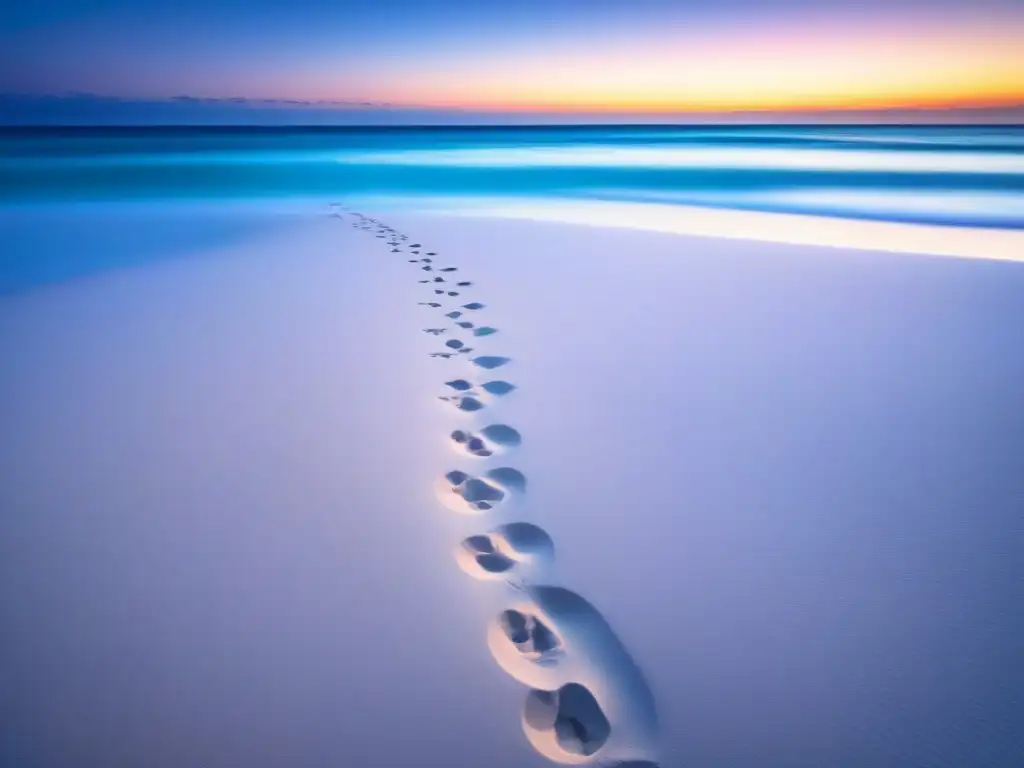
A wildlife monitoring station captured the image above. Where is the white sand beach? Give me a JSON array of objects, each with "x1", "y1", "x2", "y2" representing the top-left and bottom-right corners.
[{"x1": 2, "y1": 203, "x2": 1023, "y2": 767}]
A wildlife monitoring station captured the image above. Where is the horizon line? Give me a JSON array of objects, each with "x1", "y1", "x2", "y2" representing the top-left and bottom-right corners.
[
  {"x1": 4, "y1": 122, "x2": 1024, "y2": 129},
  {"x1": 3, "y1": 92, "x2": 1023, "y2": 114}
]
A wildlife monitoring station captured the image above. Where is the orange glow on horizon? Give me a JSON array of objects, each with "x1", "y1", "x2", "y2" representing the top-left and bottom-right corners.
[
  {"x1": 423, "y1": 93, "x2": 1024, "y2": 115},
  {"x1": 450, "y1": 95, "x2": 1024, "y2": 115},
  {"x1": 313, "y1": 17, "x2": 1024, "y2": 116}
]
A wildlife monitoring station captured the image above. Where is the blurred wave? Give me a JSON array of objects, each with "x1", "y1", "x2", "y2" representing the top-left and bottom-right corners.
[{"x1": 2, "y1": 125, "x2": 1023, "y2": 229}]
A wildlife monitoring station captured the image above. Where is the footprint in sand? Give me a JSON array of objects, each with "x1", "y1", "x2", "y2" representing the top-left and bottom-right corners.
[
  {"x1": 481, "y1": 380, "x2": 516, "y2": 395},
  {"x1": 442, "y1": 379, "x2": 517, "y2": 400},
  {"x1": 440, "y1": 394, "x2": 486, "y2": 412},
  {"x1": 349, "y1": 214, "x2": 660, "y2": 763},
  {"x1": 488, "y1": 586, "x2": 661, "y2": 765},
  {"x1": 456, "y1": 522, "x2": 554, "y2": 582},
  {"x1": 472, "y1": 356, "x2": 511, "y2": 370},
  {"x1": 450, "y1": 424, "x2": 522, "y2": 457},
  {"x1": 445, "y1": 341, "x2": 476, "y2": 355},
  {"x1": 523, "y1": 684, "x2": 612, "y2": 760},
  {"x1": 437, "y1": 467, "x2": 526, "y2": 513},
  {"x1": 496, "y1": 608, "x2": 564, "y2": 663},
  {"x1": 440, "y1": 378, "x2": 516, "y2": 409}
]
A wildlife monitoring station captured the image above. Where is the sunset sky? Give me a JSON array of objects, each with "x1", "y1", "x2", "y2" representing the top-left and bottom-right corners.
[{"x1": 1, "y1": 0, "x2": 1022, "y2": 120}]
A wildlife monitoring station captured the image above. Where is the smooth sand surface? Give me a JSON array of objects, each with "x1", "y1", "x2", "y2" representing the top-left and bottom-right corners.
[
  {"x1": 0, "y1": 212, "x2": 545, "y2": 768},
  {"x1": 3, "y1": 204, "x2": 1023, "y2": 767}
]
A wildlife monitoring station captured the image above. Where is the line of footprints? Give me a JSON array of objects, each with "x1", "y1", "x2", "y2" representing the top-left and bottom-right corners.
[{"x1": 332, "y1": 203, "x2": 660, "y2": 767}]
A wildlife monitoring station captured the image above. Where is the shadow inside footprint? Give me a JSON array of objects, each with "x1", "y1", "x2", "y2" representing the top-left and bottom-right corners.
[
  {"x1": 477, "y1": 553, "x2": 517, "y2": 573},
  {"x1": 456, "y1": 523, "x2": 553, "y2": 582},
  {"x1": 473, "y1": 326, "x2": 498, "y2": 337},
  {"x1": 486, "y1": 467, "x2": 527, "y2": 493},
  {"x1": 451, "y1": 424, "x2": 521, "y2": 457},
  {"x1": 464, "y1": 534, "x2": 493, "y2": 553},
  {"x1": 445, "y1": 379, "x2": 473, "y2": 391},
  {"x1": 500, "y1": 610, "x2": 562, "y2": 658},
  {"x1": 460, "y1": 478, "x2": 505, "y2": 507},
  {"x1": 446, "y1": 339, "x2": 465, "y2": 350},
  {"x1": 445, "y1": 311, "x2": 462, "y2": 319},
  {"x1": 460, "y1": 536, "x2": 520, "y2": 573},
  {"x1": 452, "y1": 431, "x2": 488, "y2": 457},
  {"x1": 457, "y1": 281, "x2": 472, "y2": 287},
  {"x1": 456, "y1": 321, "x2": 474, "y2": 329},
  {"x1": 482, "y1": 380, "x2": 516, "y2": 396},
  {"x1": 481, "y1": 424, "x2": 522, "y2": 447},
  {"x1": 440, "y1": 395, "x2": 484, "y2": 412},
  {"x1": 473, "y1": 356, "x2": 511, "y2": 370},
  {"x1": 439, "y1": 466, "x2": 525, "y2": 512},
  {"x1": 445, "y1": 469, "x2": 469, "y2": 486},
  {"x1": 524, "y1": 684, "x2": 611, "y2": 759},
  {"x1": 462, "y1": 302, "x2": 485, "y2": 311}
]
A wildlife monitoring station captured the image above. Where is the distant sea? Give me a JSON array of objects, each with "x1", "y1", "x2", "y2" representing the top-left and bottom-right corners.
[
  {"x1": 1, "y1": 125, "x2": 1022, "y2": 229},
  {"x1": 0, "y1": 124, "x2": 1019, "y2": 230}
]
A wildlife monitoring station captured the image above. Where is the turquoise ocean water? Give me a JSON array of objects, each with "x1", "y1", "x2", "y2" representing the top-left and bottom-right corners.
[
  {"x1": 1, "y1": 125, "x2": 1022, "y2": 291},
  {"x1": 3, "y1": 125, "x2": 1023, "y2": 226}
]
